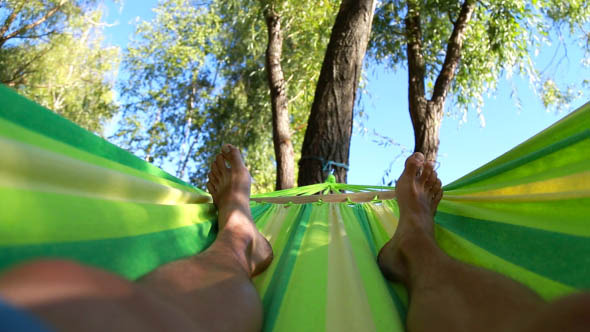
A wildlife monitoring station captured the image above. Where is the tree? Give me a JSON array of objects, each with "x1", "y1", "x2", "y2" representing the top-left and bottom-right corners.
[
  {"x1": 371, "y1": 0, "x2": 590, "y2": 161},
  {"x1": 118, "y1": 0, "x2": 338, "y2": 192},
  {"x1": 263, "y1": 3, "x2": 295, "y2": 190},
  {"x1": 298, "y1": 0, "x2": 377, "y2": 185},
  {"x1": 0, "y1": 0, "x2": 119, "y2": 133}
]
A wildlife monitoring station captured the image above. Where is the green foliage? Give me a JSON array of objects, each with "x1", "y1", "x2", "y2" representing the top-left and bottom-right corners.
[
  {"x1": 0, "y1": 0, "x2": 120, "y2": 133},
  {"x1": 370, "y1": 0, "x2": 590, "y2": 114},
  {"x1": 116, "y1": 0, "x2": 338, "y2": 193}
]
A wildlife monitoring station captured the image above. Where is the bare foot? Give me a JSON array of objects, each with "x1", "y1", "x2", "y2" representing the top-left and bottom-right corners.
[
  {"x1": 377, "y1": 152, "x2": 443, "y2": 283},
  {"x1": 207, "y1": 144, "x2": 273, "y2": 277}
]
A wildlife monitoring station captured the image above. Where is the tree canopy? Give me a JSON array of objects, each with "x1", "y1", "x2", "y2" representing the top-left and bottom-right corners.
[
  {"x1": 116, "y1": 0, "x2": 338, "y2": 192},
  {"x1": 3, "y1": 0, "x2": 588, "y2": 190},
  {"x1": 0, "y1": 0, "x2": 119, "y2": 133},
  {"x1": 369, "y1": 0, "x2": 590, "y2": 161}
]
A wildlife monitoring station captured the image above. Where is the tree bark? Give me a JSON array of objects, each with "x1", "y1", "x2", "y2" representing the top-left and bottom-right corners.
[
  {"x1": 264, "y1": 9, "x2": 295, "y2": 190},
  {"x1": 298, "y1": 0, "x2": 376, "y2": 186},
  {"x1": 405, "y1": 0, "x2": 475, "y2": 161}
]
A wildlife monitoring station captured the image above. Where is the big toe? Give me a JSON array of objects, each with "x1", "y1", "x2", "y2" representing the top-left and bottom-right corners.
[
  {"x1": 402, "y1": 152, "x2": 425, "y2": 178},
  {"x1": 222, "y1": 144, "x2": 246, "y2": 169}
]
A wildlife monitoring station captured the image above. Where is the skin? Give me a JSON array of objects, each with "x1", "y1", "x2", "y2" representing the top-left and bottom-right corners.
[
  {"x1": 0, "y1": 148, "x2": 588, "y2": 332},
  {"x1": 378, "y1": 152, "x2": 590, "y2": 332},
  {"x1": 0, "y1": 144, "x2": 272, "y2": 332}
]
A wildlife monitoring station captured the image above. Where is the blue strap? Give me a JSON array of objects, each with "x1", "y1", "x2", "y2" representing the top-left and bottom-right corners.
[{"x1": 300, "y1": 156, "x2": 349, "y2": 173}]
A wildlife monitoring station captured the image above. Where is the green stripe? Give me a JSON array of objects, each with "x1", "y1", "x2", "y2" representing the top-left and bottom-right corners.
[
  {"x1": 0, "y1": 85, "x2": 192, "y2": 188},
  {"x1": 351, "y1": 204, "x2": 378, "y2": 255},
  {"x1": 341, "y1": 204, "x2": 406, "y2": 331},
  {"x1": 0, "y1": 222, "x2": 216, "y2": 280},
  {"x1": 436, "y1": 211, "x2": 590, "y2": 288},
  {"x1": 262, "y1": 204, "x2": 312, "y2": 332},
  {"x1": 251, "y1": 203, "x2": 274, "y2": 228},
  {"x1": 445, "y1": 129, "x2": 590, "y2": 190},
  {"x1": 361, "y1": 202, "x2": 408, "y2": 322},
  {"x1": 450, "y1": 103, "x2": 590, "y2": 185},
  {"x1": 437, "y1": 198, "x2": 590, "y2": 236},
  {"x1": 436, "y1": 225, "x2": 574, "y2": 299}
]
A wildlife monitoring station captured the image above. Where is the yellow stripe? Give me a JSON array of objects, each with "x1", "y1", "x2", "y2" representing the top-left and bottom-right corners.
[
  {"x1": 338, "y1": 204, "x2": 405, "y2": 332},
  {"x1": 367, "y1": 203, "x2": 398, "y2": 238},
  {"x1": 444, "y1": 190, "x2": 590, "y2": 202},
  {"x1": 254, "y1": 204, "x2": 294, "y2": 295},
  {"x1": 0, "y1": 137, "x2": 210, "y2": 205},
  {"x1": 0, "y1": 186, "x2": 215, "y2": 245},
  {"x1": 445, "y1": 171, "x2": 590, "y2": 201},
  {"x1": 0, "y1": 117, "x2": 204, "y2": 195},
  {"x1": 326, "y1": 205, "x2": 376, "y2": 332},
  {"x1": 256, "y1": 204, "x2": 286, "y2": 246},
  {"x1": 272, "y1": 205, "x2": 329, "y2": 332}
]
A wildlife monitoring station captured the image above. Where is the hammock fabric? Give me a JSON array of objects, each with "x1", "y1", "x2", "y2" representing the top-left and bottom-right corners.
[{"x1": 1, "y1": 84, "x2": 589, "y2": 332}]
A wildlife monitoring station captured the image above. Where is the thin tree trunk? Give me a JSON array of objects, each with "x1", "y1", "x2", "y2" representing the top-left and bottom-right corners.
[
  {"x1": 298, "y1": 0, "x2": 376, "y2": 186},
  {"x1": 264, "y1": 9, "x2": 295, "y2": 190},
  {"x1": 411, "y1": 100, "x2": 444, "y2": 161},
  {"x1": 405, "y1": 0, "x2": 475, "y2": 161}
]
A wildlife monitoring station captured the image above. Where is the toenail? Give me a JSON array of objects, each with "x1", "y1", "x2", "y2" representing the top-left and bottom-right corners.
[{"x1": 413, "y1": 152, "x2": 425, "y2": 160}]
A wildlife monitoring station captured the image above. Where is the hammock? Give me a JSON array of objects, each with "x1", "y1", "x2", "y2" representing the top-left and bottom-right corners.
[{"x1": 0, "y1": 84, "x2": 589, "y2": 332}]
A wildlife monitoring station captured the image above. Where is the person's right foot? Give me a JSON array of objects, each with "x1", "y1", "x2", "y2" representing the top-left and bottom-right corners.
[
  {"x1": 207, "y1": 144, "x2": 273, "y2": 277},
  {"x1": 377, "y1": 152, "x2": 443, "y2": 283}
]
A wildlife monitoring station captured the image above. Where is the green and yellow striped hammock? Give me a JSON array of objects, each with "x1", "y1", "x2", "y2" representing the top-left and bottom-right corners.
[{"x1": 1, "y1": 84, "x2": 589, "y2": 332}]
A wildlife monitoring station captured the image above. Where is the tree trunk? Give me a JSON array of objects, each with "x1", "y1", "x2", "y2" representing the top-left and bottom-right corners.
[
  {"x1": 406, "y1": 0, "x2": 475, "y2": 161},
  {"x1": 264, "y1": 9, "x2": 295, "y2": 190},
  {"x1": 410, "y1": 100, "x2": 444, "y2": 161},
  {"x1": 298, "y1": 0, "x2": 376, "y2": 186}
]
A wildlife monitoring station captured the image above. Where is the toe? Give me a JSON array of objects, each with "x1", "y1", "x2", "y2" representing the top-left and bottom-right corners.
[
  {"x1": 222, "y1": 144, "x2": 246, "y2": 169},
  {"x1": 434, "y1": 187, "x2": 443, "y2": 204},
  {"x1": 433, "y1": 178, "x2": 443, "y2": 200},
  {"x1": 426, "y1": 170, "x2": 438, "y2": 192},
  {"x1": 207, "y1": 181, "x2": 216, "y2": 195},
  {"x1": 208, "y1": 170, "x2": 219, "y2": 185},
  {"x1": 211, "y1": 159, "x2": 221, "y2": 177},
  {"x1": 403, "y1": 152, "x2": 425, "y2": 178},
  {"x1": 433, "y1": 178, "x2": 442, "y2": 192},
  {"x1": 419, "y1": 161, "x2": 435, "y2": 186},
  {"x1": 215, "y1": 154, "x2": 228, "y2": 176}
]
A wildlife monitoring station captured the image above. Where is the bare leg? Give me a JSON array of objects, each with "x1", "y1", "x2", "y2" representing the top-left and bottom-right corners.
[
  {"x1": 378, "y1": 152, "x2": 590, "y2": 332},
  {"x1": 0, "y1": 144, "x2": 272, "y2": 332}
]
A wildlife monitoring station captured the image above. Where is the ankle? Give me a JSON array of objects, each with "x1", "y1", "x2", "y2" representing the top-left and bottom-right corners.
[
  {"x1": 398, "y1": 230, "x2": 439, "y2": 266},
  {"x1": 215, "y1": 227, "x2": 254, "y2": 272},
  {"x1": 398, "y1": 231, "x2": 429, "y2": 255},
  {"x1": 218, "y1": 206, "x2": 253, "y2": 226}
]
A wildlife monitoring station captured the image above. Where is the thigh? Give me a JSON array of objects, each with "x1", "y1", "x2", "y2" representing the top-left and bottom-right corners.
[
  {"x1": 0, "y1": 259, "x2": 197, "y2": 332},
  {"x1": 518, "y1": 293, "x2": 590, "y2": 332}
]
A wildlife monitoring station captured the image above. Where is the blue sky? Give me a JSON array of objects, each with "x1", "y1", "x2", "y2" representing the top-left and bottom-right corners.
[{"x1": 101, "y1": 0, "x2": 590, "y2": 187}]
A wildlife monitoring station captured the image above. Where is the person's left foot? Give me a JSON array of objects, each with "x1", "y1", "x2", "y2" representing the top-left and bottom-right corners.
[
  {"x1": 207, "y1": 144, "x2": 273, "y2": 277},
  {"x1": 377, "y1": 152, "x2": 443, "y2": 284}
]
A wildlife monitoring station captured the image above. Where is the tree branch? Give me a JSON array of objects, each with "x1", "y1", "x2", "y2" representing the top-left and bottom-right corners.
[
  {"x1": 7, "y1": 29, "x2": 59, "y2": 40},
  {"x1": 405, "y1": 0, "x2": 426, "y2": 114},
  {"x1": 431, "y1": 0, "x2": 476, "y2": 102},
  {"x1": 0, "y1": 1, "x2": 25, "y2": 38},
  {"x1": 0, "y1": 0, "x2": 67, "y2": 48}
]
